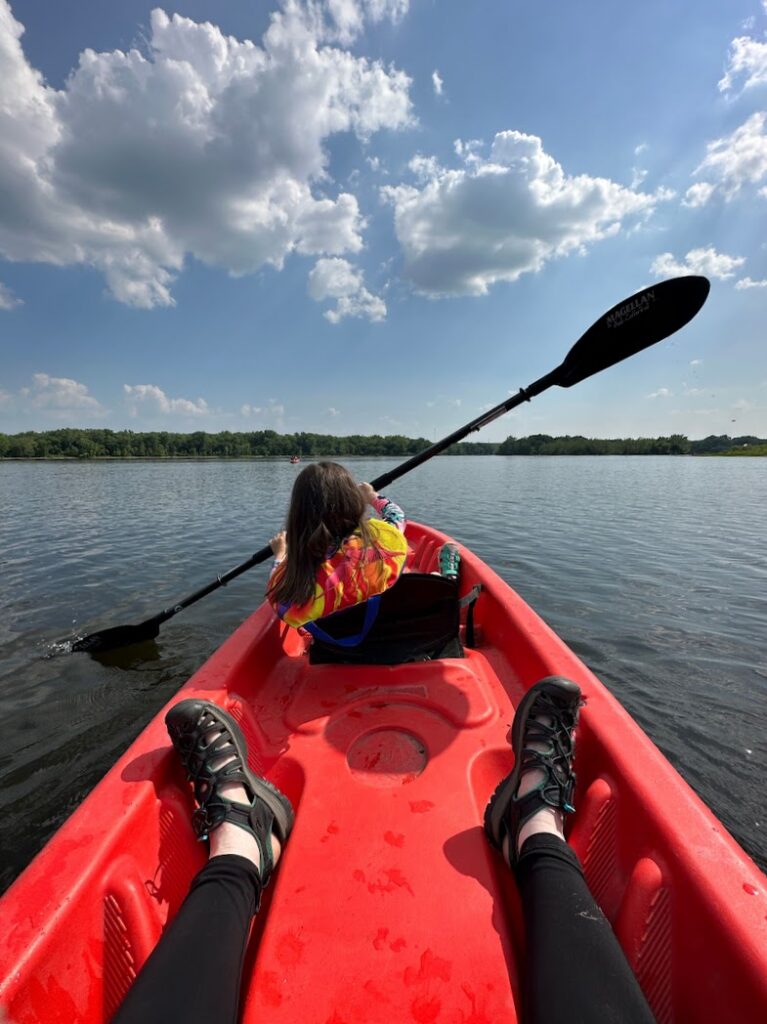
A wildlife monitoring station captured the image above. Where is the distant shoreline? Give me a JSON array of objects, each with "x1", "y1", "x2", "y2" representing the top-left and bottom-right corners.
[
  {"x1": 2, "y1": 452, "x2": 765, "y2": 461},
  {"x1": 1, "y1": 429, "x2": 765, "y2": 459}
]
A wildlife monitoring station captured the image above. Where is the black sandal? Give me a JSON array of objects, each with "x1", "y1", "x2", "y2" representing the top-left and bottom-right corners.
[
  {"x1": 483, "y1": 676, "x2": 583, "y2": 865},
  {"x1": 165, "y1": 699, "x2": 294, "y2": 888}
]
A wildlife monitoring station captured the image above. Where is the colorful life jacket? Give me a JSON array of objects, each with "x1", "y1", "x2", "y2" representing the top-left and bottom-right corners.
[{"x1": 270, "y1": 518, "x2": 408, "y2": 629}]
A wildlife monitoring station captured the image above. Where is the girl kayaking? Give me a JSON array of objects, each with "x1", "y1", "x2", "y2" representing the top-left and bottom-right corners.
[{"x1": 267, "y1": 461, "x2": 460, "y2": 630}]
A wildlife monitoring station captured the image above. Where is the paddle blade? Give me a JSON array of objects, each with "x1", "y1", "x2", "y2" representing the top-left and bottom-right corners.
[
  {"x1": 555, "y1": 276, "x2": 710, "y2": 388},
  {"x1": 71, "y1": 619, "x2": 160, "y2": 654}
]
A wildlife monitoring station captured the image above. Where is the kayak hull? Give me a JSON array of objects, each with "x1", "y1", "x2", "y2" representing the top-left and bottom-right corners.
[{"x1": 1, "y1": 521, "x2": 766, "y2": 1022}]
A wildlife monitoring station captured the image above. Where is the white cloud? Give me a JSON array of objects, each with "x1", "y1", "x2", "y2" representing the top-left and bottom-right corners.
[
  {"x1": 719, "y1": 36, "x2": 767, "y2": 94},
  {"x1": 123, "y1": 384, "x2": 209, "y2": 417},
  {"x1": 308, "y1": 256, "x2": 386, "y2": 321},
  {"x1": 30, "y1": 373, "x2": 104, "y2": 414},
  {"x1": 365, "y1": 0, "x2": 409, "y2": 24},
  {"x1": 408, "y1": 153, "x2": 442, "y2": 182},
  {"x1": 682, "y1": 182, "x2": 716, "y2": 208},
  {"x1": 323, "y1": 0, "x2": 409, "y2": 43},
  {"x1": 0, "y1": 1, "x2": 413, "y2": 309},
  {"x1": 630, "y1": 167, "x2": 648, "y2": 189},
  {"x1": 324, "y1": 0, "x2": 365, "y2": 42},
  {"x1": 0, "y1": 282, "x2": 21, "y2": 310},
  {"x1": 2, "y1": 373, "x2": 107, "y2": 419},
  {"x1": 650, "y1": 246, "x2": 746, "y2": 280},
  {"x1": 453, "y1": 138, "x2": 484, "y2": 164},
  {"x1": 736, "y1": 275, "x2": 767, "y2": 289},
  {"x1": 647, "y1": 387, "x2": 673, "y2": 399},
  {"x1": 382, "y1": 129, "x2": 667, "y2": 297},
  {"x1": 308, "y1": 257, "x2": 363, "y2": 299},
  {"x1": 634, "y1": 142, "x2": 648, "y2": 156},
  {"x1": 326, "y1": 406, "x2": 340, "y2": 416},
  {"x1": 432, "y1": 70, "x2": 444, "y2": 96},
  {"x1": 690, "y1": 358, "x2": 702, "y2": 366},
  {"x1": 692, "y1": 112, "x2": 767, "y2": 201},
  {"x1": 368, "y1": 0, "x2": 409, "y2": 18}
]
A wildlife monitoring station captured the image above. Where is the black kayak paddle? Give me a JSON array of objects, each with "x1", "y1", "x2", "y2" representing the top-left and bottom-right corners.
[{"x1": 71, "y1": 275, "x2": 710, "y2": 654}]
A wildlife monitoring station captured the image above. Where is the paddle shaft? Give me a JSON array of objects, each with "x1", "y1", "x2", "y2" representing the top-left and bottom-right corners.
[{"x1": 151, "y1": 545, "x2": 274, "y2": 626}]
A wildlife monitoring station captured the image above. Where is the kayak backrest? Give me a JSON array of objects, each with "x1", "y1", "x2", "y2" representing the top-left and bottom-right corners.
[{"x1": 308, "y1": 573, "x2": 466, "y2": 664}]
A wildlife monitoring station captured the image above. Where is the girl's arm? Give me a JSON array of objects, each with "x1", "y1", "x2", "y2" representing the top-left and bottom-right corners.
[
  {"x1": 372, "y1": 495, "x2": 405, "y2": 532},
  {"x1": 269, "y1": 530, "x2": 287, "y2": 577},
  {"x1": 360, "y1": 482, "x2": 406, "y2": 533}
]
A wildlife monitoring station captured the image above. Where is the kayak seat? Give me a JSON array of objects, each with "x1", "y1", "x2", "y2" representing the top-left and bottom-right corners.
[{"x1": 308, "y1": 573, "x2": 480, "y2": 665}]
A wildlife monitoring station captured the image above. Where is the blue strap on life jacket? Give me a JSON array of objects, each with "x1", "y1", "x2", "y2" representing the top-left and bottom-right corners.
[{"x1": 304, "y1": 594, "x2": 382, "y2": 648}]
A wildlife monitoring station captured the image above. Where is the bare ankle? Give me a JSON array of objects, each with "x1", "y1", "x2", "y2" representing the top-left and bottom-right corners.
[
  {"x1": 516, "y1": 807, "x2": 564, "y2": 857},
  {"x1": 209, "y1": 822, "x2": 282, "y2": 871}
]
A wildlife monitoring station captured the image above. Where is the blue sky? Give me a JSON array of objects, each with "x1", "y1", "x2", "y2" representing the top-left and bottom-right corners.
[{"x1": 0, "y1": 0, "x2": 765, "y2": 440}]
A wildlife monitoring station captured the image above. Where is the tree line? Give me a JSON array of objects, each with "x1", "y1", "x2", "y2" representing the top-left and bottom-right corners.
[
  {"x1": 497, "y1": 433, "x2": 766, "y2": 455},
  {"x1": 0, "y1": 429, "x2": 435, "y2": 459},
  {"x1": 0, "y1": 429, "x2": 764, "y2": 459}
]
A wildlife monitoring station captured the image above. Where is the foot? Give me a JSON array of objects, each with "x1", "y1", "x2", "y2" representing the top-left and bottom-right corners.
[
  {"x1": 165, "y1": 700, "x2": 294, "y2": 887},
  {"x1": 483, "y1": 677, "x2": 583, "y2": 865},
  {"x1": 438, "y1": 542, "x2": 461, "y2": 579}
]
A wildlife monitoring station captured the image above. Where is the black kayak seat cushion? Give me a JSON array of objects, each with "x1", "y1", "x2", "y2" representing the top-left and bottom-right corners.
[{"x1": 307, "y1": 572, "x2": 474, "y2": 665}]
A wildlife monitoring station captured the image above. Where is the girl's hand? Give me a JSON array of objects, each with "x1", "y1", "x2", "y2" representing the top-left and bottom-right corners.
[
  {"x1": 270, "y1": 530, "x2": 287, "y2": 560},
  {"x1": 359, "y1": 482, "x2": 378, "y2": 505}
]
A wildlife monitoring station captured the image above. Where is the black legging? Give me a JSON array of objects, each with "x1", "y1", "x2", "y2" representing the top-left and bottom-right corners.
[
  {"x1": 112, "y1": 855, "x2": 261, "y2": 1024},
  {"x1": 516, "y1": 834, "x2": 655, "y2": 1024},
  {"x1": 113, "y1": 839, "x2": 655, "y2": 1024}
]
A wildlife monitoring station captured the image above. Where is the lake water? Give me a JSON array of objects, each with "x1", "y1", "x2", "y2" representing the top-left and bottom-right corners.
[{"x1": 0, "y1": 456, "x2": 765, "y2": 891}]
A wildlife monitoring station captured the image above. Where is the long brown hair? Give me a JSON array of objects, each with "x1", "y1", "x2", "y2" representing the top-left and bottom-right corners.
[{"x1": 267, "y1": 462, "x2": 380, "y2": 609}]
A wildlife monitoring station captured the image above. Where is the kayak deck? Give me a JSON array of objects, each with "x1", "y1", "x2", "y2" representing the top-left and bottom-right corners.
[{"x1": 1, "y1": 522, "x2": 766, "y2": 1022}]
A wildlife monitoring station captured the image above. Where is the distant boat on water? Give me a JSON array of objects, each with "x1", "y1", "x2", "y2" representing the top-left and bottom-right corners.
[{"x1": 290, "y1": 455, "x2": 300, "y2": 464}]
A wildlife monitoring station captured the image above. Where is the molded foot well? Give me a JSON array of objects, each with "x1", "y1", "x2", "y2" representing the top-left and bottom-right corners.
[
  {"x1": 103, "y1": 696, "x2": 307, "y2": 1021},
  {"x1": 102, "y1": 891, "x2": 137, "y2": 1020},
  {"x1": 151, "y1": 790, "x2": 208, "y2": 918},
  {"x1": 569, "y1": 778, "x2": 673, "y2": 1022},
  {"x1": 568, "y1": 776, "x2": 622, "y2": 921},
  {"x1": 466, "y1": 747, "x2": 525, "y2": 994},
  {"x1": 226, "y1": 692, "x2": 307, "y2": 814},
  {"x1": 102, "y1": 857, "x2": 169, "y2": 1020},
  {"x1": 616, "y1": 857, "x2": 673, "y2": 1024},
  {"x1": 409, "y1": 534, "x2": 442, "y2": 573}
]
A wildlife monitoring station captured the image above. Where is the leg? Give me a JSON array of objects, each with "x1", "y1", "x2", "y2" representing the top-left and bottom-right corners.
[
  {"x1": 484, "y1": 677, "x2": 656, "y2": 1024},
  {"x1": 114, "y1": 700, "x2": 293, "y2": 1024},
  {"x1": 516, "y1": 834, "x2": 654, "y2": 1024},
  {"x1": 112, "y1": 854, "x2": 261, "y2": 1024}
]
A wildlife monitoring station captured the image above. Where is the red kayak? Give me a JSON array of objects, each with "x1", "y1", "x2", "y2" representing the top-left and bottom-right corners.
[{"x1": 1, "y1": 520, "x2": 766, "y2": 1022}]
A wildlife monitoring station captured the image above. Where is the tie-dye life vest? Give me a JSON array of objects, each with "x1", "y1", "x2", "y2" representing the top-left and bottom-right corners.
[{"x1": 270, "y1": 518, "x2": 408, "y2": 628}]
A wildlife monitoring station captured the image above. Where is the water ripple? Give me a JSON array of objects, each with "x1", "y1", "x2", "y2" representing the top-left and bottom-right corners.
[{"x1": 1, "y1": 456, "x2": 765, "y2": 891}]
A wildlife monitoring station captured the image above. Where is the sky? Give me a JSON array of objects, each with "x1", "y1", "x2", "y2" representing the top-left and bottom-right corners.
[{"x1": 0, "y1": 0, "x2": 766, "y2": 441}]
